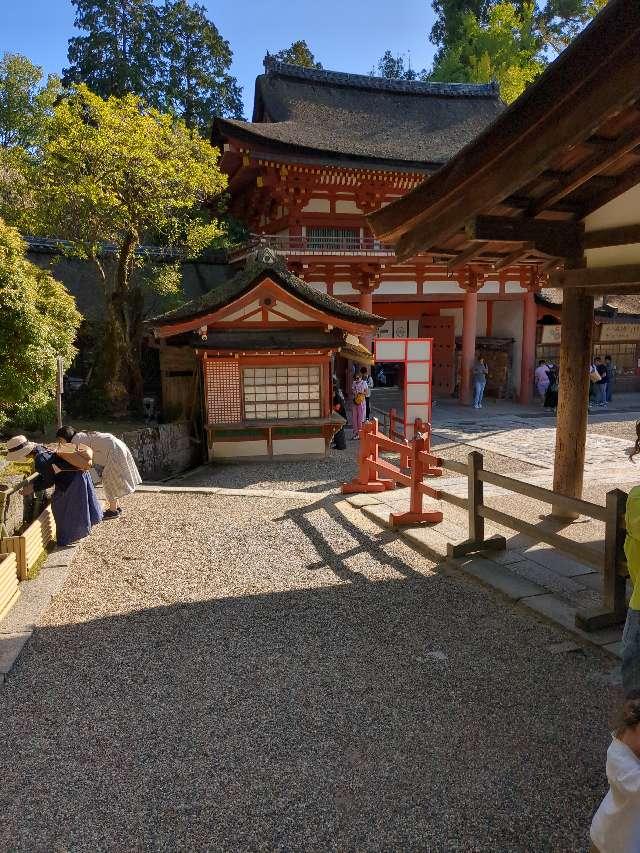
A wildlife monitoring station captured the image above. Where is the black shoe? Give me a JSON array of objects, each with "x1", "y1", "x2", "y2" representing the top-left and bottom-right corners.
[{"x1": 103, "y1": 509, "x2": 120, "y2": 519}]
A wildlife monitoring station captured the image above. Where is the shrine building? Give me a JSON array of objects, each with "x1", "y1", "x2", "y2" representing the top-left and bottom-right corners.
[
  {"x1": 150, "y1": 248, "x2": 383, "y2": 460},
  {"x1": 213, "y1": 59, "x2": 550, "y2": 403}
]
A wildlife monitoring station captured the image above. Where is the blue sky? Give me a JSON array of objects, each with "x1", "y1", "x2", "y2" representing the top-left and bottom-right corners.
[{"x1": 0, "y1": 0, "x2": 438, "y2": 117}]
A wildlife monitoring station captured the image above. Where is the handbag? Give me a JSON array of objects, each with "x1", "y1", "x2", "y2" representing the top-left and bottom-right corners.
[
  {"x1": 52, "y1": 442, "x2": 94, "y2": 472},
  {"x1": 354, "y1": 392, "x2": 365, "y2": 405}
]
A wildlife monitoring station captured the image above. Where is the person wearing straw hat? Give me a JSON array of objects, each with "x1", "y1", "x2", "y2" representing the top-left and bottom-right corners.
[{"x1": 5, "y1": 435, "x2": 102, "y2": 546}]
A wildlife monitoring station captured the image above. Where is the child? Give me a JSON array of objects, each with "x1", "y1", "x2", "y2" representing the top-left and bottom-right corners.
[
  {"x1": 624, "y1": 424, "x2": 640, "y2": 695},
  {"x1": 590, "y1": 691, "x2": 640, "y2": 852}
]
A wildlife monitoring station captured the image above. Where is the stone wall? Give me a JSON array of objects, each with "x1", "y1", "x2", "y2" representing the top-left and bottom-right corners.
[{"x1": 121, "y1": 422, "x2": 202, "y2": 481}]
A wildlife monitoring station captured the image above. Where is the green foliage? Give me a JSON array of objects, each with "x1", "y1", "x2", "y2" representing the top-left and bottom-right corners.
[
  {"x1": 0, "y1": 219, "x2": 80, "y2": 432},
  {"x1": 139, "y1": 261, "x2": 185, "y2": 317},
  {"x1": 0, "y1": 53, "x2": 61, "y2": 150},
  {"x1": 63, "y1": 0, "x2": 243, "y2": 131},
  {"x1": 270, "y1": 41, "x2": 322, "y2": 69},
  {"x1": 63, "y1": 0, "x2": 160, "y2": 99},
  {"x1": 30, "y1": 84, "x2": 227, "y2": 403},
  {"x1": 160, "y1": 0, "x2": 243, "y2": 130},
  {"x1": 430, "y1": 2, "x2": 544, "y2": 102}
]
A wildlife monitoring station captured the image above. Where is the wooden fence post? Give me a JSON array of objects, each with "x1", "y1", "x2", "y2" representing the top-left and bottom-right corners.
[
  {"x1": 389, "y1": 408, "x2": 397, "y2": 440},
  {"x1": 576, "y1": 488, "x2": 628, "y2": 631},
  {"x1": 447, "y1": 450, "x2": 506, "y2": 558}
]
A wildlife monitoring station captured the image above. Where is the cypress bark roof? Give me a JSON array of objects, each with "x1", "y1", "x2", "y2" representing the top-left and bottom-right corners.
[
  {"x1": 150, "y1": 247, "x2": 385, "y2": 328},
  {"x1": 213, "y1": 60, "x2": 505, "y2": 169}
]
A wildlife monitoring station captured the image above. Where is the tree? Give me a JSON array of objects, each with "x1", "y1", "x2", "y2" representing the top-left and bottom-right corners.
[
  {"x1": 31, "y1": 85, "x2": 227, "y2": 407},
  {"x1": 63, "y1": 0, "x2": 161, "y2": 100},
  {"x1": 270, "y1": 41, "x2": 322, "y2": 69},
  {"x1": 0, "y1": 53, "x2": 60, "y2": 150},
  {"x1": 372, "y1": 50, "x2": 428, "y2": 81},
  {"x1": 160, "y1": 0, "x2": 243, "y2": 131},
  {"x1": 0, "y1": 219, "x2": 80, "y2": 430},
  {"x1": 430, "y1": 3, "x2": 544, "y2": 103}
]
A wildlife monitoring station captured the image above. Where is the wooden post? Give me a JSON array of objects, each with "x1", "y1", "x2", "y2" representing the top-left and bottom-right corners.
[
  {"x1": 552, "y1": 285, "x2": 594, "y2": 517},
  {"x1": 55, "y1": 356, "x2": 64, "y2": 430},
  {"x1": 468, "y1": 450, "x2": 485, "y2": 545},
  {"x1": 389, "y1": 408, "x2": 397, "y2": 440},
  {"x1": 576, "y1": 488, "x2": 628, "y2": 631},
  {"x1": 460, "y1": 285, "x2": 478, "y2": 405},
  {"x1": 447, "y1": 450, "x2": 506, "y2": 558},
  {"x1": 519, "y1": 290, "x2": 537, "y2": 405}
]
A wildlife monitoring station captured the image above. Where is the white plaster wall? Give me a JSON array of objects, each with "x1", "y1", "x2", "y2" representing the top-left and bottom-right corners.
[
  {"x1": 212, "y1": 440, "x2": 269, "y2": 459},
  {"x1": 491, "y1": 301, "x2": 523, "y2": 394},
  {"x1": 273, "y1": 437, "x2": 326, "y2": 456},
  {"x1": 333, "y1": 282, "x2": 358, "y2": 296},
  {"x1": 424, "y1": 281, "x2": 465, "y2": 295},
  {"x1": 438, "y1": 304, "x2": 486, "y2": 337},
  {"x1": 335, "y1": 200, "x2": 362, "y2": 214},
  {"x1": 584, "y1": 182, "x2": 640, "y2": 230},
  {"x1": 477, "y1": 302, "x2": 487, "y2": 337},
  {"x1": 585, "y1": 243, "x2": 640, "y2": 267},
  {"x1": 505, "y1": 282, "x2": 526, "y2": 294},
  {"x1": 309, "y1": 282, "x2": 328, "y2": 293},
  {"x1": 376, "y1": 281, "x2": 418, "y2": 295},
  {"x1": 479, "y1": 280, "x2": 500, "y2": 294},
  {"x1": 302, "y1": 198, "x2": 331, "y2": 213}
]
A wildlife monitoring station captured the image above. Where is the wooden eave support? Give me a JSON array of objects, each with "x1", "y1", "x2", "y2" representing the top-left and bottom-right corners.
[
  {"x1": 584, "y1": 223, "x2": 640, "y2": 249},
  {"x1": 367, "y1": 2, "x2": 640, "y2": 260},
  {"x1": 550, "y1": 263, "x2": 640, "y2": 290},
  {"x1": 492, "y1": 243, "x2": 534, "y2": 271},
  {"x1": 447, "y1": 241, "x2": 490, "y2": 271},
  {"x1": 467, "y1": 215, "x2": 584, "y2": 259}
]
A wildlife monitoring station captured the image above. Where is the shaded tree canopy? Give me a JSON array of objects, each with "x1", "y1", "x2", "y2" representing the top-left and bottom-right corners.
[
  {"x1": 0, "y1": 218, "x2": 80, "y2": 430},
  {"x1": 63, "y1": 0, "x2": 243, "y2": 130},
  {"x1": 270, "y1": 41, "x2": 322, "y2": 69}
]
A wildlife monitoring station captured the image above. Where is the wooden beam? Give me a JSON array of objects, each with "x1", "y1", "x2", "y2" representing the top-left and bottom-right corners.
[
  {"x1": 583, "y1": 223, "x2": 640, "y2": 249},
  {"x1": 529, "y1": 122, "x2": 640, "y2": 216},
  {"x1": 467, "y1": 215, "x2": 584, "y2": 258},
  {"x1": 492, "y1": 243, "x2": 534, "y2": 271},
  {"x1": 447, "y1": 241, "x2": 489, "y2": 271},
  {"x1": 550, "y1": 264, "x2": 640, "y2": 289},
  {"x1": 580, "y1": 160, "x2": 640, "y2": 218},
  {"x1": 368, "y1": 0, "x2": 640, "y2": 245}
]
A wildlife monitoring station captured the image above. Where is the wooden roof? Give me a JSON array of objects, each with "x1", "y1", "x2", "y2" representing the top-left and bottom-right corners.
[
  {"x1": 213, "y1": 59, "x2": 504, "y2": 171},
  {"x1": 368, "y1": 0, "x2": 640, "y2": 271}
]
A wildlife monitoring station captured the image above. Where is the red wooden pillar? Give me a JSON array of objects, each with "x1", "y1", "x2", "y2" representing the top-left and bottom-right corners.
[
  {"x1": 519, "y1": 290, "x2": 537, "y2": 404},
  {"x1": 354, "y1": 267, "x2": 380, "y2": 354},
  {"x1": 460, "y1": 276, "x2": 479, "y2": 405}
]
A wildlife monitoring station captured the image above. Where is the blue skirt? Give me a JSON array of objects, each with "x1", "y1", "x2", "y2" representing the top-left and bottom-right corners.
[{"x1": 51, "y1": 471, "x2": 103, "y2": 546}]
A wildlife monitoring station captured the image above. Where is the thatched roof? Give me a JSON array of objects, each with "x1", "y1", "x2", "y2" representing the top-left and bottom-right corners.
[
  {"x1": 213, "y1": 59, "x2": 505, "y2": 169},
  {"x1": 151, "y1": 247, "x2": 385, "y2": 328},
  {"x1": 537, "y1": 289, "x2": 640, "y2": 319}
]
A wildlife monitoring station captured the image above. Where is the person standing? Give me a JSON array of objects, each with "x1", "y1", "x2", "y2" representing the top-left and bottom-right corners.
[
  {"x1": 5, "y1": 435, "x2": 102, "y2": 546},
  {"x1": 56, "y1": 427, "x2": 142, "y2": 520},
  {"x1": 331, "y1": 377, "x2": 347, "y2": 450},
  {"x1": 351, "y1": 373, "x2": 368, "y2": 439},
  {"x1": 605, "y1": 354, "x2": 616, "y2": 404},
  {"x1": 471, "y1": 354, "x2": 489, "y2": 409},
  {"x1": 359, "y1": 367, "x2": 373, "y2": 420},
  {"x1": 595, "y1": 356, "x2": 609, "y2": 408},
  {"x1": 534, "y1": 359, "x2": 551, "y2": 404}
]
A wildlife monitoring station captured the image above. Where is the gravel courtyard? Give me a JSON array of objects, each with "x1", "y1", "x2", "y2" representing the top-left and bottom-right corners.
[{"x1": 0, "y1": 488, "x2": 620, "y2": 851}]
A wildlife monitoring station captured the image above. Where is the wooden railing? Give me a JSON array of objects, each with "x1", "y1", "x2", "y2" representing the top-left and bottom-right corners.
[{"x1": 343, "y1": 418, "x2": 628, "y2": 631}]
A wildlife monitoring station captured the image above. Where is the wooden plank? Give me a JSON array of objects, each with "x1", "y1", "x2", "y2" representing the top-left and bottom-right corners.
[
  {"x1": 603, "y1": 489, "x2": 628, "y2": 614},
  {"x1": 440, "y1": 459, "x2": 468, "y2": 475},
  {"x1": 0, "y1": 570, "x2": 17, "y2": 601},
  {"x1": 447, "y1": 241, "x2": 489, "y2": 271},
  {"x1": 468, "y1": 216, "x2": 584, "y2": 258},
  {"x1": 530, "y1": 122, "x2": 640, "y2": 215},
  {"x1": 584, "y1": 223, "x2": 640, "y2": 249},
  {"x1": 372, "y1": 461, "x2": 411, "y2": 487},
  {"x1": 369, "y1": 1, "x2": 640, "y2": 244},
  {"x1": 580, "y1": 160, "x2": 640, "y2": 218},
  {"x1": 479, "y1": 505, "x2": 603, "y2": 569},
  {"x1": 492, "y1": 243, "x2": 534, "y2": 271},
  {"x1": 550, "y1": 264, "x2": 640, "y2": 288},
  {"x1": 0, "y1": 588, "x2": 20, "y2": 623},
  {"x1": 439, "y1": 491, "x2": 468, "y2": 510},
  {"x1": 391, "y1": 38, "x2": 640, "y2": 261},
  {"x1": 468, "y1": 451, "x2": 484, "y2": 545},
  {"x1": 478, "y1": 470, "x2": 608, "y2": 521}
]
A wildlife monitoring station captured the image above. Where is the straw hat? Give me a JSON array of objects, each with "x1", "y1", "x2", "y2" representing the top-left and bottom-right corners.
[{"x1": 5, "y1": 435, "x2": 36, "y2": 461}]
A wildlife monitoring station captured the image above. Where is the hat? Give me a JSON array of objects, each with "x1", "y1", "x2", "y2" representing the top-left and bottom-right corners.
[{"x1": 5, "y1": 435, "x2": 36, "y2": 461}]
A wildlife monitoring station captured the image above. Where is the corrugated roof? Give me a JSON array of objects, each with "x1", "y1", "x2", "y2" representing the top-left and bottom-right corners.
[
  {"x1": 151, "y1": 247, "x2": 385, "y2": 328},
  {"x1": 214, "y1": 60, "x2": 505, "y2": 168}
]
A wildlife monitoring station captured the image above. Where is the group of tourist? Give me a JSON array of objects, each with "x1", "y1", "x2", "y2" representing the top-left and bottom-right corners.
[
  {"x1": 331, "y1": 366, "x2": 374, "y2": 448},
  {"x1": 534, "y1": 355, "x2": 616, "y2": 413},
  {"x1": 5, "y1": 427, "x2": 141, "y2": 547}
]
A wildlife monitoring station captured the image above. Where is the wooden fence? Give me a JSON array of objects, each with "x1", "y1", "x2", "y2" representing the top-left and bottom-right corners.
[{"x1": 343, "y1": 418, "x2": 628, "y2": 632}]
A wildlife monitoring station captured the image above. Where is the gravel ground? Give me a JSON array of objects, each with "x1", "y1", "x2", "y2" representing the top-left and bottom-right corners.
[
  {"x1": 587, "y1": 413, "x2": 640, "y2": 441},
  {"x1": 179, "y1": 441, "x2": 540, "y2": 493},
  {"x1": 0, "y1": 490, "x2": 619, "y2": 851}
]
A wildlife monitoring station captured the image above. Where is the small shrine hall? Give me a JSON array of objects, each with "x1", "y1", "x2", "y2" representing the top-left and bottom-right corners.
[
  {"x1": 213, "y1": 60, "x2": 547, "y2": 402},
  {"x1": 150, "y1": 249, "x2": 383, "y2": 460}
]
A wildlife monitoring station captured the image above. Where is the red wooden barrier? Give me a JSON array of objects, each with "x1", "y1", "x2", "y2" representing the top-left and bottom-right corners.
[{"x1": 341, "y1": 418, "x2": 444, "y2": 526}]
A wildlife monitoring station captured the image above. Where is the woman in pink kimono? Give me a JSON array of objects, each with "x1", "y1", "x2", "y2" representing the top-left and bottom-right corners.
[{"x1": 351, "y1": 374, "x2": 368, "y2": 439}]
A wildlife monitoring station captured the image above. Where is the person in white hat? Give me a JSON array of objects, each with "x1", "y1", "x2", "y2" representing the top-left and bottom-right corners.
[{"x1": 6, "y1": 435, "x2": 102, "y2": 546}]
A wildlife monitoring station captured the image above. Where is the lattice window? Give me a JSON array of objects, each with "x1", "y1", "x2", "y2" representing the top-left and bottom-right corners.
[
  {"x1": 204, "y1": 359, "x2": 241, "y2": 424},
  {"x1": 243, "y1": 366, "x2": 321, "y2": 420}
]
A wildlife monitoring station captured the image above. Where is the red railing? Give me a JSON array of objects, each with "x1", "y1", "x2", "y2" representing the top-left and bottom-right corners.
[{"x1": 342, "y1": 418, "x2": 444, "y2": 526}]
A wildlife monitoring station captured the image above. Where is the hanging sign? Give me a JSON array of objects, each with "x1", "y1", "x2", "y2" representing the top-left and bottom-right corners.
[
  {"x1": 599, "y1": 323, "x2": 640, "y2": 342},
  {"x1": 540, "y1": 325, "x2": 562, "y2": 344}
]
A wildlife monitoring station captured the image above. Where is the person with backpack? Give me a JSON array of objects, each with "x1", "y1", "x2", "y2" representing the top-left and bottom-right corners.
[{"x1": 5, "y1": 434, "x2": 102, "y2": 546}]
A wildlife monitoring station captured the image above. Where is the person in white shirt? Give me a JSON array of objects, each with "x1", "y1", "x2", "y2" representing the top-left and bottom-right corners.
[
  {"x1": 590, "y1": 691, "x2": 640, "y2": 852},
  {"x1": 56, "y1": 426, "x2": 142, "y2": 519}
]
